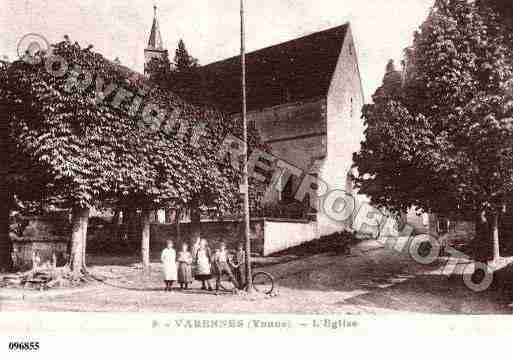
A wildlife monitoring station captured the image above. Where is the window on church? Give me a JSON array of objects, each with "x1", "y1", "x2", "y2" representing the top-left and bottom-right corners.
[{"x1": 350, "y1": 98, "x2": 354, "y2": 118}]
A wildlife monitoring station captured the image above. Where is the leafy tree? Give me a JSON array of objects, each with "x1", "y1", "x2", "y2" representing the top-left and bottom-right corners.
[
  {"x1": 0, "y1": 60, "x2": 12, "y2": 270},
  {"x1": 145, "y1": 41, "x2": 268, "y2": 231},
  {"x1": 353, "y1": 0, "x2": 513, "y2": 262},
  {"x1": 0, "y1": 59, "x2": 58, "y2": 270},
  {"x1": 146, "y1": 53, "x2": 172, "y2": 86},
  {"x1": 147, "y1": 40, "x2": 201, "y2": 103},
  {"x1": 1, "y1": 37, "x2": 266, "y2": 274},
  {"x1": 174, "y1": 39, "x2": 199, "y2": 72}
]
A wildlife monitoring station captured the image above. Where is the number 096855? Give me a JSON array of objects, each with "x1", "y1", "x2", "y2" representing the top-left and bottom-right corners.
[{"x1": 8, "y1": 342, "x2": 40, "y2": 351}]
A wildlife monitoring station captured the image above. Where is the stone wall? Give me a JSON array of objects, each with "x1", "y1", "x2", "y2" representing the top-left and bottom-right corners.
[
  {"x1": 231, "y1": 98, "x2": 326, "y2": 205},
  {"x1": 405, "y1": 209, "x2": 436, "y2": 235},
  {"x1": 150, "y1": 219, "x2": 265, "y2": 255},
  {"x1": 263, "y1": 219, "x2": 317, "y2": 256},
  {"x1": 10, "y1": 215, "x2": 70, "y2": 270},
  {"x1": 150, "y1": 219, "x2": 318, "y2": 256},
  {"x1": 319, "y1": 24, "x2": 366, "y2": 237},
  {"x1": 405, "y1": 208, "x2": 476, "y2": 246}
]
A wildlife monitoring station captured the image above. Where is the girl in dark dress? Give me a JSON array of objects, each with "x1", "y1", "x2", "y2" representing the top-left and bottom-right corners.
[{"x1": 177, "y1": 242, "x2": 193, "y2": 290}]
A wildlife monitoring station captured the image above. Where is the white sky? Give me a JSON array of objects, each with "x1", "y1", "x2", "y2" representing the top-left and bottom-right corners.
[{"x1": 1, "y1": 0, "x2": 433, "y2": 101}]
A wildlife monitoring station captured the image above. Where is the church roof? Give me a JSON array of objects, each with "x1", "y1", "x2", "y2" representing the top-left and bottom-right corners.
[
  {"x1": 198, "y1": 23, "x2": 350, "y2": 114},
  {"x1": 147, "y1": 6, "x2": 164, "y2": 50}
]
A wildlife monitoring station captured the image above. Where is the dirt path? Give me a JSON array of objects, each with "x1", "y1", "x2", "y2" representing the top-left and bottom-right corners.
[{"x1": 2, "y1": 241, "x2": 513, "y2": 314}]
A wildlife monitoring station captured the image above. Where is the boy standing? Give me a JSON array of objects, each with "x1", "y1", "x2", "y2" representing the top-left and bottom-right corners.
[
  {"x1": 230, "y1": 243, "x2": 246, "y2": 290},
  {"x1": 214, "y1": 242, "x2": 239, "y2": 292}
]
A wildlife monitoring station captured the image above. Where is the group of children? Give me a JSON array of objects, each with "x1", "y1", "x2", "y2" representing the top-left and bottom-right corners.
[{"x1": 160, "y1": 238, "x2": 246, "y2": 292}]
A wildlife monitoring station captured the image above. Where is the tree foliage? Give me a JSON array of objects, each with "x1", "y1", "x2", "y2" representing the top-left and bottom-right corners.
[
  {"x1": 147, "y1": 39, "x2": 202, "y2": 103},
  {"x1": 2, "y1": 36, "x2": 266, "y2": 216},
  {"x1": 174, "y1": 39, "x2": 199, "y2": 72},
  {"x1": 354, "y1": 0, "x2": 513, "y2": 225}
]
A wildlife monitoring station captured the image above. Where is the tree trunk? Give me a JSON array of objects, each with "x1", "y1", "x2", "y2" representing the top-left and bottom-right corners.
[
  {"x1": 111, "y1": 208, "x2": 121, "y2": 243},
  {"x1": 69, "y1": 206, "x2": 89, "y2": 277},
  {"x1": 81, "y1": 210, "x2": 89, "y2": 269},
  {"x1": 0, "y1": 190, "x2": 12, "y2": 272},
  {"x1": 0, "y1": 105, "x2": 12, "y2": 272},
  {"x1": 125, "y1": 208, "x2": 139, "y2": 248},
  {"x1": 491, "y1": 212, "x2": 500, "y2": 263},
  {"x1": 141, "y1": 209, "x2": 151, "y2": 274},
  {"x1": 190, "y1": 199, "x2": 201, "y2": 242},
  {"x1": 175, "y1": 209, "x2": 182, "y2": 243}
]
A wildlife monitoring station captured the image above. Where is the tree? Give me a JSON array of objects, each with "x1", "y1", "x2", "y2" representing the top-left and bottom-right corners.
[
  {"x1": 147, "y1": 40, "x2": 201, "y2": 103},
  {"x1": 0, "y1": 60, "x2": 11, "y2": 270},
  {"x1": 353, "y1": 0, "x2": 513, "y2": 262},
  {"x1": 174, "y1": 39, "x2": 198, "y2": 72},
  {"x1": 1, "y1": 36, "x2": 266, "y2": 275},
  {"x1": 0, "y1": 59, "x2": 58, "y2": 271},
  {"x1": 142, "y1": 40, "x2": 269, "y2": 241},
  {"x1": 1, "y1": 40, "x2": 199, "y2": 275},
  {"x1": 146, "y1": 53, "x2": 172, "y2": 86}
]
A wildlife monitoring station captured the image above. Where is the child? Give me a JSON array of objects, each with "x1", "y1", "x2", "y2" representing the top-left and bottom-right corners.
[
  {"x1": 177, "y1": 242, "x2": 193, "y2": 290},
  {"x1": 161, "y1": 240, "x2": 178, "y2": 292},
  {"x1": 194, "y1": 239, "x2": 213, "y2": 291},
  {"x1": 214, "y1": 242, "x2": 239, "y2": 292},
  {"x1": 230, "y1": 243, "x2": 246, "y2": 290}
]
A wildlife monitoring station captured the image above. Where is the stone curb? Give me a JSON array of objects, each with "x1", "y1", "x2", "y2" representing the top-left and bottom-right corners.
[{"x1": 0, "y1": 284, "x2": 102, "y2": 301}]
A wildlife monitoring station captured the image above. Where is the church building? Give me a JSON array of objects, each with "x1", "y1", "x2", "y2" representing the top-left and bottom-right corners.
[
  {"x1": 144, "y1": 7, "x2": 366, "y2": 238},
  {"x1": 144, "y1": 5, "x2": 168, "y2": 77}
]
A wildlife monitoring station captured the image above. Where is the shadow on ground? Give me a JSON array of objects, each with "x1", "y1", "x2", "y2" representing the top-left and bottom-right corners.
[{"x1": 263, "y1": 246, "x2": 513, "y2": 314}]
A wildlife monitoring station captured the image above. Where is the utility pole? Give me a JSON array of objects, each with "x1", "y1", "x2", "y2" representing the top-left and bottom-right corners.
[{"x1": 241, "y1": 0, "x2": 253, "y2": 293}]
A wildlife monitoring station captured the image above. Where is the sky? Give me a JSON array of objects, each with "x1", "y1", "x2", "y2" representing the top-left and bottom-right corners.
[{"x1": 1, "y1": 0, "x2": 434, "y2": 102}]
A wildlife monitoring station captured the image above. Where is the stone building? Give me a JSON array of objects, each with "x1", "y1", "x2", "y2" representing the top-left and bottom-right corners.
[
  {"x1": 195, "y1": 23, "x2": 366, "y2": 237},
  {"x1": 143, "y1": 8, "x2": 366, "y2": 239},
  {"x1": 144, "y1": 5, "x2": 168, "y2": 76}
]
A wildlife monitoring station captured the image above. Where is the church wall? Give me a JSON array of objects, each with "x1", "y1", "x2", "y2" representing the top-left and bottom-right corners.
[
  {"x1": 262, "y1": 134, "x2": 327, "y2": 204},
  {"x1": 234, "y1": 98, "x2": 326, "y2": 153},
  {"x1": 144, "y1": 49, "x2": 168, "y2": 73},
  {"x1": 318, "y1": 25, "x2": 366, "y2": 237},
  {"x1": 232, "y1": 98, "x2": 326, "y2": 205},
  {"x1": 246, "y1": 99, "x2": 327, "y2": 145}
]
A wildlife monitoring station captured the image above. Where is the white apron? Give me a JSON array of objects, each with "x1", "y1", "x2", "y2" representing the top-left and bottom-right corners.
[
  {"x1": 196, "y1": 248, "x2": 211, "y2": 275},
  {"x1": 161, "y1": 248, "x2": 178, "y2": 281}
]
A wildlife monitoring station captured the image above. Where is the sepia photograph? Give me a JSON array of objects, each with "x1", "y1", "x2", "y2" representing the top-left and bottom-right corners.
[{"x1": 2, "y1": 0, "x2": 513, "y2": 349}]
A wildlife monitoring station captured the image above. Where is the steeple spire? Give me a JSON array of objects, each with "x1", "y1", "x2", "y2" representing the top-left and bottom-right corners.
[
  {"x1": 144, "y1": 2, "x2": 168, "y2": 76},
  {"x1": 147, "y1": 3, "x2": 164, "y2": 50}
]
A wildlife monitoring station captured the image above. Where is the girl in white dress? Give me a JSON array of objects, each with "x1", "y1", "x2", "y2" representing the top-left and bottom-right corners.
[
  {"x1": 194, "y1": 239, "x2": 213, "y2": 291},
  {"x1": 161, "y1": 240, "x2": 178, "y2": 291}
]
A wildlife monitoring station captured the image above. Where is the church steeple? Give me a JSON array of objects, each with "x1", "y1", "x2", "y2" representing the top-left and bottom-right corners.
[
  {"x1": 147, "y1": 5, "x2": 164, "y2": 50},
  {"x1": 144, "y1": 3, "x2": 168, "y2": 76}
]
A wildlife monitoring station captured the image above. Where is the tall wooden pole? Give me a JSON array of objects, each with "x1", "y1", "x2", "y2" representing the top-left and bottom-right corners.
[{"x1": 241, "y1": 0, "x2": 253, "y2": 292}]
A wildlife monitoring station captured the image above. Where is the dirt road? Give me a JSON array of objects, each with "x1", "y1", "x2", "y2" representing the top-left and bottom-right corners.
[{"x1": 2, "y1": 240, "x2": 513, "y2": 314}]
